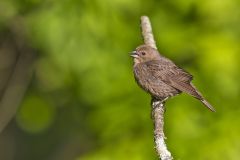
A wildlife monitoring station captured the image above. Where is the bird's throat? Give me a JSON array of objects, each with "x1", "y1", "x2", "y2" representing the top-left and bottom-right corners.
[{"x1": 133, "y1": 58, "x2": 141, "y2": 66}]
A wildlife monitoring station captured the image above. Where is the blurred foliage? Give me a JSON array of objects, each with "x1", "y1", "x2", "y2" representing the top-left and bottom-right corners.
[{"x1": 0, "y1": 0, "x2": 240, "y2": 160}]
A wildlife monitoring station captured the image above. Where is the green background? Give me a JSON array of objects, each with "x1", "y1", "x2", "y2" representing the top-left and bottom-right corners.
[{"x1": 0, "y1": 0, "x2": 240, "y2": 159}]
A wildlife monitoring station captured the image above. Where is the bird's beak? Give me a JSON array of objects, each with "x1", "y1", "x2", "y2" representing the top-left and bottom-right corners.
[{"x1": 130, "y1": 51, "x2": 139, "y2": 58}]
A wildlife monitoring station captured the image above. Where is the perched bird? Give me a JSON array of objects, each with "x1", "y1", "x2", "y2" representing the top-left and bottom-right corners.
[{"x1": 131, "y1": 44, "x2": 215, "y2": 112}]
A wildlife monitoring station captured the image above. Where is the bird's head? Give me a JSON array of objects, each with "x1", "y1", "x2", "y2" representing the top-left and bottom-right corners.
[{"x1": 130, "y1": 45, "x2": 160, "y2": 64}]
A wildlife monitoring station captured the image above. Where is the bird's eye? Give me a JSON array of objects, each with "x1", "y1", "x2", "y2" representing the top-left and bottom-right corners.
[{"x1": 141, "y1": 52, "x2": 146, "y2": 56}]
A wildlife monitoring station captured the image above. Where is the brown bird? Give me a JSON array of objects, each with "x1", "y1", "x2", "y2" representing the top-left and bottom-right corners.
[{"x1": 131, "y1": 44, "x2": 215, "y2": 112}]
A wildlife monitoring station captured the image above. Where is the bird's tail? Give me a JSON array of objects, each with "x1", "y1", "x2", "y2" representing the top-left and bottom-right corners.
[
  {"x1": 189, "y1": 83, "x2": 216, "y2": 112},
  {"x1": 200, "y1": 99, "x2": 216, "y2": 112}
]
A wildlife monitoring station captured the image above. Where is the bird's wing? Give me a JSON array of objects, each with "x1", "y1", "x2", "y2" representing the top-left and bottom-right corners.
[
  {"x1": 145, "y1": 60, "x2": 193, "y2": 82},
  {"x1": 145, "y1": 60, "x2": 200, "y2": 98}
]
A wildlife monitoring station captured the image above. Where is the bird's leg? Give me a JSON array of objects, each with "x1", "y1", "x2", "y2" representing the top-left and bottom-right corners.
[{"x1": 151, "y1": 97, "x2": 168, "y2": 119}]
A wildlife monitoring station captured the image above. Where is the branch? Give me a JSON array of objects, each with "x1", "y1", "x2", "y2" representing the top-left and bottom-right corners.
[
  {"x1": 152, "y1": 100, "x2": 173, "y2": 160},
  {"x1": 0, "y1": 18, "x2": 36, "y2": 133},
  {"x1": 140, "y1": 16, "x2": 173, "y2": 160},
  {"x1": 140, "y1": 16, "x2": 157, "y2": 49}
]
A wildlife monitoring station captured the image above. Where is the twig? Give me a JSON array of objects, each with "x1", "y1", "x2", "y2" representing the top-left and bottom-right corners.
[
  {"x1": 152, "y1": 99, "x2": 173, "y2": 160},
  {"x1": 140, "y1": 16, "x2": 173, "y2": 160},
  {"x1": 140, "y1": 16, "x2": 157, "y2": 50}
]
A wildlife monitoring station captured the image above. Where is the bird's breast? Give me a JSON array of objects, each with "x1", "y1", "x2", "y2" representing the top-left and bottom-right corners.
[{"x1": 133, "y1": 63, "x2": 158, "y2": 92}]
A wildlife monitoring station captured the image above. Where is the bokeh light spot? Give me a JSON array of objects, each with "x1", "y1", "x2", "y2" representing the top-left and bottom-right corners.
[{"x1": 16, "y1": 95, "x2": 55, "y2": 134}]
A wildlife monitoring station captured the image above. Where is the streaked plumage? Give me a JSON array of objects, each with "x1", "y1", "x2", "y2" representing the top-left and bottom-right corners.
[{"x1": 131, "y1": 44, "x2": 215, "y2": 112}]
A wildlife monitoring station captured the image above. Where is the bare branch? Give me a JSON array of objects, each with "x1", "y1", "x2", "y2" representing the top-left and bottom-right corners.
[
  {"x1": 140, "y1": 15, "x2": 173, "y2": 160},
  {"x1": 140, "y1": 16, "x2": 157, "y2": 49},
  {"x1": 152, "y1": 100, "x2": 173, "y2": 160}
]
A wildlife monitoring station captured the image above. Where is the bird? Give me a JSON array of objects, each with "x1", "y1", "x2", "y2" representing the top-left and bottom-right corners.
[{"x1": 131, "y1": 44, "x2": 215, "y2": 112}]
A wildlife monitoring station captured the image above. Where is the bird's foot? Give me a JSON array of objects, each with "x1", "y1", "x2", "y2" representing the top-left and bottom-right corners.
[{"x1": 151, "y1": 97, "x2": 168, "y2": 119}]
